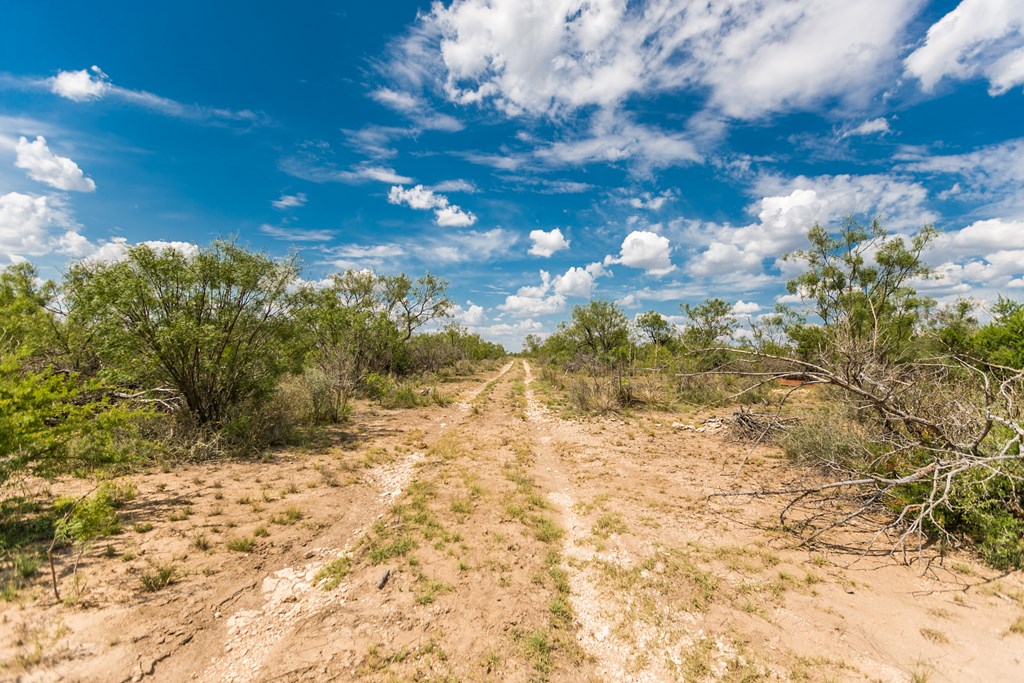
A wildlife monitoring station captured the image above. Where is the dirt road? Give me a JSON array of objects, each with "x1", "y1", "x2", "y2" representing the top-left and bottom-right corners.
[{"x1": 4, "y1": 360, "x2": 1023, "y2": 681}]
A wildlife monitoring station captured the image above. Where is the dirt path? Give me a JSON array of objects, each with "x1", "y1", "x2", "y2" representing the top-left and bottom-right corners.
[{"x1": 3, "y1": 359, "x2": 1023, "y2": 682}]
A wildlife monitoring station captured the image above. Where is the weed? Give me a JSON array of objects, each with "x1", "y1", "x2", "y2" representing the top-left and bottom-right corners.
[
  {"x1": 192, "y1": 533, "x2": 211, "y2": 551},
  {"x1": 139, "y1": 564, "x2": 176, "y2": 592},
  {"x1": 522, "y1": 630, "x2": 552, "y2": 673},
  {"x1": 415, "y1": 578, "x2": 451, "y2": 605},
  {"x1": 920, "y1": 628, "x2": 949, "y2": 644},
  {"x1": 368, "y1": 535, "x2": 417, "y2": 564},
  {"x1": 592, "y1": 512, "x2": 627, "y2": 539},
  {"x1": 271, "y1": 506, "x2": 303, "y2": 525},
  {"x1": 253, "y1": 525, "x2": 269, "y2": 538},
  {"x1": 315, "y1": 557, "x2": 352, "y2": 590},
  {"x1": 1009, "y1": 614, "x2": 1024, "y2": 635},
  {"x1": 226, "y1": 536, "x2": 255, "y2": 553},
  {"x1": 531, "y1": 515, "x2": 564, "y2": 543},
  {"x1": 549, "y1": 596, "x2": 573, "y2": 627},
  {"x1": 133, "y1": 522, "x2": 154, "y2": 533},
  {"x1": 167, "y1": 508, "x2": 191, "y2": 522},
  {"x1": 450, "y1": 499, "x2": 472, "y2": 515},
  {"x1": 13, "y1": 553, "x2": 40, "y2": 579}
]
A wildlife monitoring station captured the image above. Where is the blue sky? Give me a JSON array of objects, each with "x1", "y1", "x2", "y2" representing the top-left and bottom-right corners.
[{"x1": 1, "y1": 0, "x2": 1022, "y2": 347}]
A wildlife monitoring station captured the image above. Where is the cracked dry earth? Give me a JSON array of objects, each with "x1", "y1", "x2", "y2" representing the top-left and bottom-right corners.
[{"x1": 4, "y1": 359, "x2": 1024, "y2": 682}]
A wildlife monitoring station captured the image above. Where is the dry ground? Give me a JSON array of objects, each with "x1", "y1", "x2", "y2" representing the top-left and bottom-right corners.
[{"x1": 2, "y1": 359, "x2": 1023, "y2": 682}]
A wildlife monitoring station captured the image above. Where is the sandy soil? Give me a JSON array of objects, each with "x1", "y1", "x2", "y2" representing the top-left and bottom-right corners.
[{"x1": 2, "y1": 359, "x2": 1022, "y2": 682}]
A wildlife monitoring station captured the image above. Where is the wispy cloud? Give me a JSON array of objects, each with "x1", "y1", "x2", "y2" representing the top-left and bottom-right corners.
[
  {"x1": 271, "y1": 192, "x2": 307, "y2": 210},
  {"x1": 279, "y1": 154, "x2": 413, "y2": 185},
  {"x1": 0, "y1": 66, "x2": 271, "y2": 127},
  {"x1": 259, "y1": 224, "x2": 334, "y2": 242}
]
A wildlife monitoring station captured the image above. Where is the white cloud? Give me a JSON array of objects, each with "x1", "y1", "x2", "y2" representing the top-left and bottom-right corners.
[
  {"x1": 841, "y1": 117, "x2": 891, "y2": 138},
  {"x1": 369, "y1": 87, "x2": 464, "y2": 132},
  {"x1": 272, "y1": 192, "x2": 306, "y2": 210},
  {"x1": 896, "y1": 138, "x2": 1024, "y2": 215},
  {"x1": 434, "y1": 205, "x2": 477, "y2": 227},
  {"x1": 281, "y1": 155, "x2": 414, "y2": 185},
  {"x1": 905, "y1": 0, "x2": 1024, "y2": 95},
  {"x1": 499, "y1": 270, "x2": 567, "y2": 317},
  {"x1": 388, "y1": 184, "x2": 477, "y2": 226},
  {"x1": 607, "y1": 230, "x2": 675, "y2": 276},
  {"x1": 404, "y1": 0, "x2": 921, "y2": 121},
  {"x1": 355, "y1": 166, "x2": 415, "y2": 184},
  {"x1": 48, "y1": 66, "x2": 265, "y2": 125},
  {"x1": 553, "y1": 266, "x2": 595, "y2": 298},
  {"x1": 389, "y1": 185, "x2": 442, "y2": 210},
  {"x1": 370, "y1": 87, "x2": 420, "y2": 112},
  {"x1": 82, "y1": 237, "x2": 199, "y2": 265},
  {"x1": 417, "y1": 228, "x2": 515, "y2": 262},
  {"x1": 49, "y1": 66, "x2": 110, "y2": 101},
  {"x1": 327, "y1": 244, "x2": 407, "y2": 270},
  {"x1": 473, "y1": 318, "x2": 545, "y2": 350},
  {"x1": 0, "y1": 192, "x2": 88, "y2": 264},
  {"x1": 457, "y1": 301, "x2": 486, "y2": 326},
  {"x1": 732, "y1": 300, "x2": 762, "y2": 314},
  {"x1": 430, "y1": 179, "x2": 478, "y2": 193},
  {"x1": 932, "y1": 218, "x2": 1024, "y2": 261},
  {"x1": 686, "y1": 173, "x2": 936, "y2": 280},
  {"x1": 629, "y1": 190, "x2": 675, "y2": 211},
  {"x1": 258, "y1": 224, "x2": 334, "y2": 242},
  {"x1": 529, "y1": 228, "x2": 569, "y2": 257},
  {"x1": 534, "y1": 112, "x2": 701, "y2": 171},
  {"x1": 15, "y1": 136, "x2": 96, "y2": 192},
  {"x1": 498, "y1": 262, "x2": 607, "y2": 317}
]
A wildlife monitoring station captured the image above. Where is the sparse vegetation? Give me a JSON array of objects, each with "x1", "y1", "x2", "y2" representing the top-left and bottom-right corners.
[
  {"x1": 226, "y1": 536, "x2": 255, "y2": 553},
  {"x1": 139, "y1": 564, "x2": 176, "y2": 592}
]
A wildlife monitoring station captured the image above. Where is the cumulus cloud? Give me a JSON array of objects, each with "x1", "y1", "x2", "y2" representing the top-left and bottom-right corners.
[
  {"x1": 398, "y1": 0, "x2": 921, "y2": 121},
  {"x1": 82, "y1": 237, "x2": 199, "y2": 265},
  {"x1": 528, "y1": 228, "x2": 569, "y2": 257},
  {"x1": 498, "y1": 263, "x2": 607, "y2": 317},
  {"x1": 606, "y1": 230, "x2": 675, "y2": 276},
  {"x1": 904, "y1": 225, "x2": 1023, "y2": 302},
  {"x1": 388, "y1": 184, "x2": 477, "y2": 226},
  {"x1": 732, "y1": 300, "x2": 762, "y2": 314},
  {"x1": 905, "y1": 0, "x2": 1024, "y2": 95},
  {"x1": 0, "y1": 191, "x2": 89, "y2": 264},
  {"x1": 456, "y1": 301, "x2": 486, "y2": 326},
  {"x1": 473, "y1": 318, "x2": 545, "y2": 349},
  {"x1": 49, "y1": 66, "x2": 110, "y2": 101},
  {"x1": 15, "y1": 136, "x2": 96, "y2": 192},
  {"x1": 552, "y1": 266, "x2": 595, "y2": 298},
  {"x1": 686, "y1": 173, "x2": 936, "y2": 280},
  {"x1": 498, "y1": 271, "x2": 567, "y2": 318},
  {"x1": 272, "y1": 192, "x2": 306, "y2": 210}
]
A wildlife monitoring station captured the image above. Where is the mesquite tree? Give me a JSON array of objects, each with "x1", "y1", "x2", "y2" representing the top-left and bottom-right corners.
[{"x1": 696, "y1": 220, "x2": 1024, "y2": 567}]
